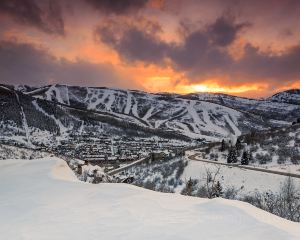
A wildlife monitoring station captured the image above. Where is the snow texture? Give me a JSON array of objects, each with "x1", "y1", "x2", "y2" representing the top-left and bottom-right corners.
[{"x1": 0, "y1": 157, "x2": 300, "y2": 240}]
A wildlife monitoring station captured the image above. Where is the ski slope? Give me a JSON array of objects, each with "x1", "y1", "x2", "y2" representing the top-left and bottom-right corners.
[
  {"x1": 0, "y1": 157, "x2": 299, "y2": 240},
  {"x1": 19, "y1": 84, "x2": 281, "y2": 140}
]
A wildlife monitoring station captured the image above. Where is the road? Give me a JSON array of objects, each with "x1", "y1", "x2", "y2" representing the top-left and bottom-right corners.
[
  {"x1": 188, "y1": 153, "x2": 300, "y2": 179},
  {"x1": 107, "y1": 156, "x2": 150, "y2": 176}
]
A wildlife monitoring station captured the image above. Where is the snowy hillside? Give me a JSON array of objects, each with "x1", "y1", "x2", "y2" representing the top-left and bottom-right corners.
[
  {"x1": 268, "y1": 89, "x2": 300, "y2": 105},
  {"x1": 1, "y1": 84, "x2": 299, "y2": 151},
  {"x1": 0, "y1": 144, "x2": 50, "y2": 160},
  {"x1": 22, "y1": 84, "x2": 267, "y2": 140},
  {"x1": 1, "y1": 157, "x2": 299, "y2": 240},
  {"x1": 0, "y1": 85, "x2": 190, "y2": 150},
  {"x1": 184, "y1": 91, "x2": 300, "y2": 122},
  {"x1": 191, "y1": 124, "x2": 300, "y2": 166}
]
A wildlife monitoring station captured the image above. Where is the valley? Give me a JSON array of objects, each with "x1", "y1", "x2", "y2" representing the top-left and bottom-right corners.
[{"x1": 0, "y1": 84, "x2": 299, "y2": 225}]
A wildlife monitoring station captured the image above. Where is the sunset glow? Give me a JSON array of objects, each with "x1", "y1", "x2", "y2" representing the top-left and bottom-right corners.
[
  {"x1": 168, "y1": 82, "x2": 269, "y2": 96},
  {"x1": 1, "y1": 2, "x2": 300, "y2": 237},
  {"x1": 0, "y1": 0, "x2": 300, "y2": 97}
]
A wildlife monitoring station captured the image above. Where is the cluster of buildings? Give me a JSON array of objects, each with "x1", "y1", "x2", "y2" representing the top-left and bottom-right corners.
[
  {"x1": 46, "y1": 134, "x2": 187, "y2": 164},
  {"x1": 0, "y1": 129, "x2": 190, "y2": 170}
]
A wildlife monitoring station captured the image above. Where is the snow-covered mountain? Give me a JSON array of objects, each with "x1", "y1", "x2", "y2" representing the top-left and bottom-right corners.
[
  {"x1": 183, "y1": 91, "x2": 300, "y2": 122},
  {"x1": 21, "y1": 84, "x2": 299, "y2": 123},
  {"x1": 268, "y1": 89, "x2": 300, "y2": 105},
  {"x1": 0, "y1": 84, "x2": 299, "y2": 148}
]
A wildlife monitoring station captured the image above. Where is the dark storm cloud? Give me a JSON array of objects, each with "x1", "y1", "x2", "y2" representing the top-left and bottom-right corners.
[
  {"x1": 208, "y1": 16, "x2": 250, "y2": 46},
  {"x1": 95, "y1": 16, "x2": 242, "y2": 70},
  {"x1": 236, "y1": 44, "x2": 300, "y2": 82},
  {"x1": 168, "y1": 30, "x2": 233, "y2": 76},
  {"x1": 171, "y1": 32, "x2": 300, "y2": 84},
  {"x1": 0, "y1": 0, "x2": 64, "y2": 35},
  {"x1": 96, "y1": 25, "x2": 168, "y2": 64},
  {"x1": 84, "y1": 0, "x2": 149, "y2": 14},
  {"x1": 0, "y1": 40, "x2": 129, "y2": 87},
  {"x1": 96, "y1": 15, "x2": 300, "y2": 84}
]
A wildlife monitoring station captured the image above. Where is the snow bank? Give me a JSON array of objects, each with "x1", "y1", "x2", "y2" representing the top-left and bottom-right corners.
[
  {"x1": 51, "y1": 159, "x2": 79, "y2": 182},
  {"x1": 182, "y1": 159, "x2": 300, "y2": 194},
  {"x1": 0, "y1": 158, "x2": 299, "y2": 240}
]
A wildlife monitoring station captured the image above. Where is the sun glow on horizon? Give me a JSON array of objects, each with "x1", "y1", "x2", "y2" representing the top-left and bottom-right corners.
[
  {"x1": 172, "y1": 82, "x2": 267, "y2": 95},
  {"x1": 143, "y1": 74, "x2": 271, "y2": 97}
]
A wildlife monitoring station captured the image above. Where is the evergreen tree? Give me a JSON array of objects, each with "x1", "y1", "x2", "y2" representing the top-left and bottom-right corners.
[
  {"x1": 241, "y1": 151, "x2": 249, "y2": 165},
  {"x1": 235, "y1": 137, "x2": 242, "y2": 151},
  {"x1": 220, "y1": 139, "x2": 226, "y2": 152},
  {"x1": 249, "y1": 151, "x2": 253, "y2": 163},
  {"x1": 227, "y1": 147, "x2": 237, "y2": 163}
]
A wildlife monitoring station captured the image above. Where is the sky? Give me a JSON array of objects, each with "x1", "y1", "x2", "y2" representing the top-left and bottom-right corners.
[{"x1": 0, "y1": 0, "x2": 300, "y2": 98}]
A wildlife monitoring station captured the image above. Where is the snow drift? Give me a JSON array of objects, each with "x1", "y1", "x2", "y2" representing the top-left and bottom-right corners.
[{"x1": 0, "y1": 157, "x2": 299, "y2": 240}]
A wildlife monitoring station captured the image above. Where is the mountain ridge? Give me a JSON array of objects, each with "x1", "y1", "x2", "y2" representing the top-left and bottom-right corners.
[{"x1": 0, "y1": 84, "x2": 299, "y2": 149}]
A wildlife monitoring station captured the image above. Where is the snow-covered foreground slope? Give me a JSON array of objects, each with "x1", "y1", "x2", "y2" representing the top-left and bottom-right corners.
[{"x1": 0, "y1": 158, "x2": 300, "y2": 240}]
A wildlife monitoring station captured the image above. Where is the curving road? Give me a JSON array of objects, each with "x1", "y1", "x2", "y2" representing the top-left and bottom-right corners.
[{"x1": 188, "y1": 153, "x2": 300, "y2": 179}]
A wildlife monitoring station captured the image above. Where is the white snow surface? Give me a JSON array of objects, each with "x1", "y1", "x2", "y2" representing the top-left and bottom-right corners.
[
  {"x1": 0, "y1": 157, "x2": 300, "y2": 240},
  {"x1": 182, "y1": 159, "x2": 300, "y2": 195}
]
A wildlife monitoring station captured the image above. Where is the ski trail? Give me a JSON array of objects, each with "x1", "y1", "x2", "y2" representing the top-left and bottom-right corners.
[
  {"x1": 224, "y1": 115, "x2": 241, "y2": 136},
  {"x1": 84, "y1": 87, "x2": 91, "y2": 103},
  {"x1": 14, "y1": 92, "x2": 31, "y2": 145},
  {"x1": 187, "y1": 100, "x2": 230, "y2": 136},
  {"x1": 88, "y1": 89, "x2": 109, "y2": 110},
  {"x1": 131, "y1": 97, "x2": 139, "y2": 118},
  {"x1": 142, "y1": 106, "x2": 154, "y2": 121},
  {"x1": 45, "y1": 85, "x2": 66, "y2": 104},
  {"x1": 187, "y1": 100, "x2": 203, "y2": 133},
  {"x1": 169, "y1": 122, "x2": 219, "y2": 141},
  {"x1": 175, "y1": 122, "x2": 190, "y2": 132},
  {"x1": 155, "y1": 120, "x2": 167, "y2": 128},
  {"x1": 124, "y1": 91, "x2": 132, "y2": 114},
  {"x1": 64, "y1": 85, "x2": 70, "y2": 105},
  {"x1": 201, "y1": 107, "x2": 210, "y2": 125},
  {"x1": 105, "y1": 91, "x2": 115, "y2": 111},
  {"x1": 200, "y1": 102, "x2": 227, "y2": 135},
  {"x1": 32, "y1": 100, "x2": 68, "y2": 135}
]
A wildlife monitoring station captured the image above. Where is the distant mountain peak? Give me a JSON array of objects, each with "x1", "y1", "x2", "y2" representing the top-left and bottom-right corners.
[{"x1": 268, "y1": 89, "x2": 300, "y2": 105}]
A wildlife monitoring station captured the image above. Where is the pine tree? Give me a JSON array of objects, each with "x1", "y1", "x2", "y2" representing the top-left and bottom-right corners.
[
  {"x1": 235, "y1": 137, "x2": 242, "y2": 151},
  {"x1": 249, "y1": 151, "x2": 253, "y2": 163},
  {"x1": 227, "y1": 149, "x2": 232, "y2": 163},
  {"x1": 220, "y1": 139, "x2": 226, "y2": 152},
  {"x1": 241, "y1": 151, "x2": 249, "y2": 165},
  {"x1": 227, "y1": 147, "x2": 237, "y2": 163}
]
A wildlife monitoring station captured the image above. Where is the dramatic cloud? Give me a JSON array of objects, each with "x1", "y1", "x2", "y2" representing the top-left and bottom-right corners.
[
  {"x1": 0, "y1": 0, "x2": 64, "y2": 35},
  {"x1": 0, "y1": 40, "x2": 131, "y2": 88},
  {"x1": 96, "y1": 25, "x2": 168, "y2": 64},
  {"x1": 236, "y1": 44, "x2": 300, "y2": 82},
  {"x1": 208, "y1": 16, "x2": 250, "y2": 47},
  {"x1": 95, "y1": 15, "x2": 300, "y2": 86},
  {"x1": 94, "y1": 16, "x2": 238, "y2": 72},
  {"x1": 169, "y1": 30, "x2": 232, "y2": 75},
  {"x1": 0, "y1": 0, "x2": 299, "y2": 96},
  {"x1": 85, "y1": 0, "x2": 149, "y2": 14}
]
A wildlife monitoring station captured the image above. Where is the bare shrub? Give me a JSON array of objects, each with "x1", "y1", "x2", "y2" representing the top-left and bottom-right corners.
[{"x1": 242, "y1": 177, "x2": 300, "y2": 222}]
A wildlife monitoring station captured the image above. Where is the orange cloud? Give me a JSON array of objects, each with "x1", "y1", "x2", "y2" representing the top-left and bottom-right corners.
[{"x1": 2, "y1": 2, "x2": 299, "y2": 100}]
